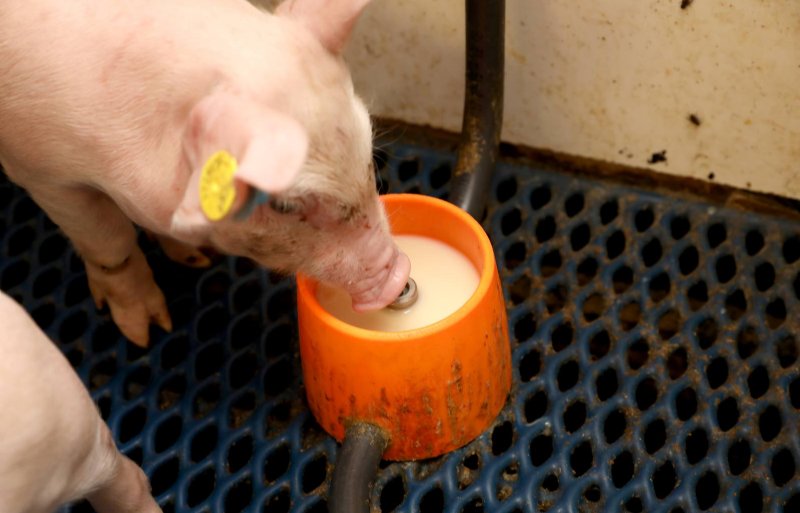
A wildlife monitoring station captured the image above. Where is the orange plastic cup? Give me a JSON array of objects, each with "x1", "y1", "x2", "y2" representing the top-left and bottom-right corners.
[{"x1": 296, "y1": 193, "x2": 511, "y2": 460}]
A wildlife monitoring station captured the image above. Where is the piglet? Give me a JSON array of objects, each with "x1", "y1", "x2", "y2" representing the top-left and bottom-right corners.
[
  {"x1": 0, "y1": 291, "x2": 161, "y2": 513},
  {"x1": 0, "y1": 0, "x2": 410, "y2": 347}
]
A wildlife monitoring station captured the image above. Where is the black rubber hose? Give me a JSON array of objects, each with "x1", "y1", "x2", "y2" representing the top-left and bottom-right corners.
[
  {"x1": 449, "y1": 0, "x2": 506, "y2": 221},
  {"x1": 329, "y1": 423, "x2": 389, "y2": 513}
]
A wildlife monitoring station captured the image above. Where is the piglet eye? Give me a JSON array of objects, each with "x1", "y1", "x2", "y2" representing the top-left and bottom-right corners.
[{"x1": 269, "y1": 198, "x2": 300, "y2": 215}]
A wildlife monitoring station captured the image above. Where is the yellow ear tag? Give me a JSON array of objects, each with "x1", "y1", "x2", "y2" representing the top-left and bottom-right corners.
[{"x1": 199, "y1": 150, "x2": 238, "y2": 221}]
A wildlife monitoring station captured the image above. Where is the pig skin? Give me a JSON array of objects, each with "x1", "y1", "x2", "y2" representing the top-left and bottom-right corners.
[
  {"x1": 0, "y1": 291, "x2": 161, "y2": 513},
  {"x1": 0, "y1": 0, "x2": 410, "y2": 347}
]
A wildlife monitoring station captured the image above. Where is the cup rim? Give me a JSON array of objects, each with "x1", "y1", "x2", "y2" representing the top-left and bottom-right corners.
[{"x1": 296, "y1": 193, "x2": 497, "y2": 342}]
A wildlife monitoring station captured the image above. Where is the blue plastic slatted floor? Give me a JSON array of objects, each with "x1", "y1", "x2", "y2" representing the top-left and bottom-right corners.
[{"x1": 0, "y1": 140, "x2": 797, "y2": 513}]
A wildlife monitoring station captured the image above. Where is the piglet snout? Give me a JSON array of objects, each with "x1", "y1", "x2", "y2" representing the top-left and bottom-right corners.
[{"x1": 349, "y1": 247, "x2": 411, "y2": 312}]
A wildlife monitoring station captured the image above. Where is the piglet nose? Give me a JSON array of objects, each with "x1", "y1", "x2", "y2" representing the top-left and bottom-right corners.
[{"x1": 350, "y1": 250, "x2": 411, "y2": 312}]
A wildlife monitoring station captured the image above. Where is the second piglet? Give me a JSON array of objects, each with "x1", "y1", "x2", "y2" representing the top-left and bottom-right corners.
[
  {"x1": 0, "y1": 291, "x2": 161, "y2": 513},
  {"x1": 0, "y1": 0, "x2": 410, "y2": 347}
]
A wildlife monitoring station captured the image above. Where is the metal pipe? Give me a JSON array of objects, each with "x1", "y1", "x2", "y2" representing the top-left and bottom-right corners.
[{"x1": 449, "y1": 0, "x2": 506, "y2": 221}]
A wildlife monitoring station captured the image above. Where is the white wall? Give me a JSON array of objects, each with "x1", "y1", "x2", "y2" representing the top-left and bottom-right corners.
[{"x1": 259, "y1": 0, "x2": 800, "y2": 200}]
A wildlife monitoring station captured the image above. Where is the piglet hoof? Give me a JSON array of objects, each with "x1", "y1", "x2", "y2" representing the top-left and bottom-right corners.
[
  {"x1": 85, "y1": 248, "x2": 173, "y2": 348},
  {"x1": 154, "y1": 234, "x2": 213, "y2": 268},
  {"x1": 111, "y1": 296, "x2": 173, "y2": 348}
]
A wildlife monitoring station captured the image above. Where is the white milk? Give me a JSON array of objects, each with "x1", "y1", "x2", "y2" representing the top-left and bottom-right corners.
[{"x1": 317, "y1": 235, "x2": 480, "y2": 332}]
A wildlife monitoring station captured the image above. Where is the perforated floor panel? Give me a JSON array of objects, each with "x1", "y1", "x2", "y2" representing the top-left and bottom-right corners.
[{"x1": 0, "y1": 141, "x2": 798, "y2": 513}]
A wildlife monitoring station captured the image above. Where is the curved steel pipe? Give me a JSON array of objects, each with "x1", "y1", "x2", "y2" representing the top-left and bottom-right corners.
[{"x1": 449, "y1": 0, "x2": 506, "y2": 221}]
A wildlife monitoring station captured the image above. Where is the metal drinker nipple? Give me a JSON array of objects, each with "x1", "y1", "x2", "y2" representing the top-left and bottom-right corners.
[{"x1": 387, "y1": 278, "x2": 418, "y2": 310}]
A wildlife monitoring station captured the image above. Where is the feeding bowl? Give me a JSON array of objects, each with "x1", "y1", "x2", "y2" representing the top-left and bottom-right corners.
[{"x1": 296, "y1": 193, "x2": 511, "y2": 460}]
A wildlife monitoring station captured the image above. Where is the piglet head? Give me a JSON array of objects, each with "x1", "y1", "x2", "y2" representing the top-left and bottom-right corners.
[{"x1": 171, "y1": 0, "x2": 409, "y2": 311}]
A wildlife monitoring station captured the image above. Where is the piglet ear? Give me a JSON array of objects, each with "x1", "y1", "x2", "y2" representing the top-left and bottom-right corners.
[
  {"x1": 170, "y1": 90, "x2": 308, "y2": 233},
  {"x1": 276, "y1": 0, "x2": 371, "y2": 54}
]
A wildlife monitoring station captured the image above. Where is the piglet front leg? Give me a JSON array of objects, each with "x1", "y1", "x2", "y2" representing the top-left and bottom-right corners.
[
  {"x1": 17, "y1": 178, "x2": 172, "y2": 347},
  {"x1": 85, "y1": 245, "x2": 172, "y2": 347}
]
